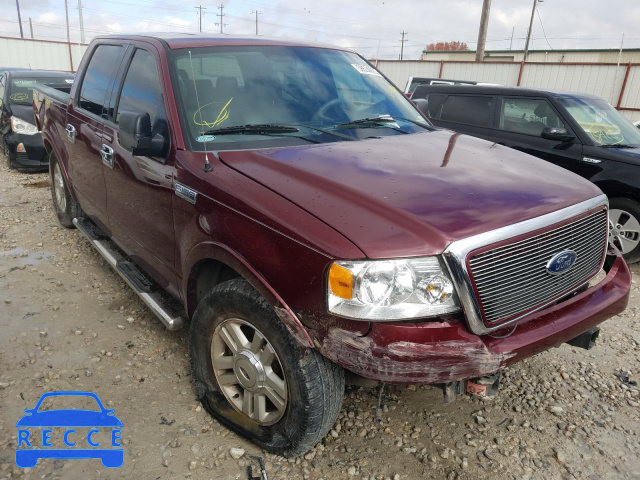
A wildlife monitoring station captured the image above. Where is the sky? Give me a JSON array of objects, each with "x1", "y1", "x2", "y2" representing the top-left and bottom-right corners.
[{"x1": 2, "y1": 0, "x2": 640, "y2": 60}]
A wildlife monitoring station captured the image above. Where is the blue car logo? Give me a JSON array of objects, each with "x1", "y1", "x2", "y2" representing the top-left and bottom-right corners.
[
  {"x1": 546, "y1": 250, "x2": 578, "y2": 275},
  {"x1": 15, "y1": 391, "x2": 123, "y2": 468}
]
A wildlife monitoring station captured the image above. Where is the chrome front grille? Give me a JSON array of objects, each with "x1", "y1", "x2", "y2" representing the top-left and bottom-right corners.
[{"x1": 468, "y1": 208, "x2": 607, "y2": 324}]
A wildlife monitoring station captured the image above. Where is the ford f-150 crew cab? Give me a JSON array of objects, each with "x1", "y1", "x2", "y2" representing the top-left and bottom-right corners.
[{"x1": 33, "y1": 33, "x2": 631, "y2": 457}]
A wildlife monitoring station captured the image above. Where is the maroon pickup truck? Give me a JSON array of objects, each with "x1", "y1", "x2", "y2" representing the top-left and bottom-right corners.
[{"x1": 33, "y1": 33, "x2": 631, "y2": 457}]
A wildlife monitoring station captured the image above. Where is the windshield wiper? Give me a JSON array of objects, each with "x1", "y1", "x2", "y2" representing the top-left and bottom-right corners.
[
  {"x1": 600, "y1": 143, "x2": 638, "y2": 148},
  {"x1": 335, "y1": 115, "x2": 431, "y2": 132},
  {"x1": 204, "y1": 124, "x2": 300, "y2": 135},
  {"x1": 335, "y1": 115, "x2": 399, "y2": 129}
]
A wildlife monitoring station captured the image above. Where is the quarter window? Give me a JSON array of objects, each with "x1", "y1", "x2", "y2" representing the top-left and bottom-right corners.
[
  {"x1": 78, "y1": 45, "x2": 122, "y2": 117},
  {"x1": 439, "y1": 95, "x2": 493, "y2": 127},
  {"x1": 500, "y1": 97, "x2": 565, "y2": 136}
]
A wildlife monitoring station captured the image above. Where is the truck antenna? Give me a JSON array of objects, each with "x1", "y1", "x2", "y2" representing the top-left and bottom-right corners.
[{"x1": 188, "y1": 50, "x2": 213, "y2": 172}]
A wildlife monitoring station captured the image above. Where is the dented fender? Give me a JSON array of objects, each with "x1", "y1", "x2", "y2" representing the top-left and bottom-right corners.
[{"x1": 182, "y1": 241, "x2": 314, "y2": 348}]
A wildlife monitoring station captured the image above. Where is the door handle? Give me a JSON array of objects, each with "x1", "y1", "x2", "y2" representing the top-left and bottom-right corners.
[
  {"x1": 100, "y1": 144, "x2": 114, "y2": 169},
  {"x1": 65, "y1": 124, "x2": 76, "y2": 143}
]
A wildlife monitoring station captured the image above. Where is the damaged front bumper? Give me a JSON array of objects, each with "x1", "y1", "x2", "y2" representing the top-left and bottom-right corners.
[{"x1": 318, "y1": 253, "x2": 630, "y2": 385}]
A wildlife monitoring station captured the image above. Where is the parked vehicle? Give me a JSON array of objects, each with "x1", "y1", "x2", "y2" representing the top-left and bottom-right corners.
[
  {"x1": 1, "y1": 69, "x2": 74, "y2": 171},
  {"x1": 403, "y1": 77, "x2": 497, "y2": 97},
  {"x1": 411, "y1": 84, "x2": 640, "y2": 262},
  {"x1": 34, "y1": 34, "x2": 630, "y2": 457}
]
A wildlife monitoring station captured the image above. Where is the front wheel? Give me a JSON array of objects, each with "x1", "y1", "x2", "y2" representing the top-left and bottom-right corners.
[
  {"x1": 3, "y1": 136, "x2": 15, "y2": 170},
  {"x1": 189, "y1": 279, "x2": 344, "y2": 457},
  {"x1": 609, "y1": 197, "x2": 640, "y2": 263},
  {"x1": 50, "y1": 152, "x2": 82, "y2": 228}
]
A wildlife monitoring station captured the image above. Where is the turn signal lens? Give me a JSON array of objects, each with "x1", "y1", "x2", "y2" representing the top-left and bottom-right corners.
[{"x1": 328, "y1": 263, "x2": 354, "y2": 300}]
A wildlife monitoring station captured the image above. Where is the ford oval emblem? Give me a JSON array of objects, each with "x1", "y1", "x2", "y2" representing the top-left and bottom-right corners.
[{"x1": 546, "y1": 250, "x2": 577, "y2": 275}]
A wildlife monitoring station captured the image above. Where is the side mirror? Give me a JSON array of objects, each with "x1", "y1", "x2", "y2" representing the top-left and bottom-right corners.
[
  {"x1": 413, "y1": 98, "x2": 429, "y2": 116},
  {"x1": 541, "y1": 126, "x2": 574, "y2": 142},
  {"x1": 119, "y1": 110, "x2": 165, "y2": 157}
]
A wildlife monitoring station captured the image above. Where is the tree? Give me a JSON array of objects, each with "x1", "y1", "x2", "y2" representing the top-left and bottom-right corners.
[{"x1": 426, "y1": 41, "x2": 469, "y2": 51}]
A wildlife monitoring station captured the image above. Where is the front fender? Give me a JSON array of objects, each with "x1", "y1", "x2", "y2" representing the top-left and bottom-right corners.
[{"x1": 183, "y1": 241, "x2": 314, "y2": 348}]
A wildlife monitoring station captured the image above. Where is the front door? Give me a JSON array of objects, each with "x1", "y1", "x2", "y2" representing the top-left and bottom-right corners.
[{"x1": 101, "y1": 45, "x2": 177, "y2": 293}]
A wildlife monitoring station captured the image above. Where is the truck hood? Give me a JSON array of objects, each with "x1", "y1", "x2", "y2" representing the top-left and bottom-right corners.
[{"x1": 219, "y1": 130, "x2": 603, "y2": 258}]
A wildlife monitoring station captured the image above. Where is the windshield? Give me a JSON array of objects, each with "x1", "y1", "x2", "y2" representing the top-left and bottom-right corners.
[
  {"x1": 8, "y1": 77, "x2": 74, "y2": 105},
  {"x1": 168, "y1": 45, "x2": 429, "y2": 151},
  {"x1": 557, "y1": 95, "x2": 640, "y2": 147}
]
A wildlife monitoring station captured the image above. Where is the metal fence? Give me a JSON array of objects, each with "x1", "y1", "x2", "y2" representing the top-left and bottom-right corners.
[
  {"x1": 375, "y1": 59, "x2": 640, "y2": 122},
  {"x1": 0, "y1": 37, "x2": 87, "y2": 73},
  {"x1": 2, "y1": 37, "x2": 639, "y2": 123}
]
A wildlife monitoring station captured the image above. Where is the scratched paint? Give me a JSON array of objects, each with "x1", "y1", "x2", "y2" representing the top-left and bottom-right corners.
[{"x1": 320, "y1": 327, "x2": 515, "y2": 385}]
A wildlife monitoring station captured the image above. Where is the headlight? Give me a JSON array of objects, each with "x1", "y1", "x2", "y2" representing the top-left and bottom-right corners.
[
  {"x1": 327, "y1": 257, "x2": 461, "y2": 321},
  {"x1": 11, "y1": 116, "x2": 39, "y2": 135}
]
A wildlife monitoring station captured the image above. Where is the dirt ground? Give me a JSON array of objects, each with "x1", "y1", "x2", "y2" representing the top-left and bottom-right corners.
[{"x1": 1, "y1": 156, "x2": 639, "y2": 480}]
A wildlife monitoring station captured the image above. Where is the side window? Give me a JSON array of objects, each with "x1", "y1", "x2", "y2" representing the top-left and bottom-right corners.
[
  {"x1": 439, "y1": 95, "x2": 493, "y2": 127},
  {"x1": 424, "y1": 93, "x2": 446, "y2": 118},
  {"x1": 79, "y1": 45, "x2": 122, "y2": 117},
  {"x1": 116, "y1": 49, "x2": 166, "y2": 126},
  {"x1": 500, "y1": 97, "x2": 565, "y2": 137}
]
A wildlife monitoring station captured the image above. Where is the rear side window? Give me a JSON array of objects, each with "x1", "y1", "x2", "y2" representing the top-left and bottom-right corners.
[
  {"x1": 78, "y1": 45, "x2": 122, "y2": 117},
  {"x1": 424, "y1": 93, "x2": 446, "y2": 118},
  {"x1": 439, "y1": 95, "x2": 493, "y2": 127},
  {"x1": 116, "y1": 49, "x2": 166, "y2": 126},
  {"x1": 500, "y1": 97, "x2": 565, "y2": 136}
]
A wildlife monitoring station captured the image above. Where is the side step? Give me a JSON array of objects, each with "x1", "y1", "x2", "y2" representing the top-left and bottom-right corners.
[{"x1": 74, "y1": 217, "x2": 185, "y2": 331}]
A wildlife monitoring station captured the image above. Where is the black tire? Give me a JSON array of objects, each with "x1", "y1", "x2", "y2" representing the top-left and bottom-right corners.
[
  {"x1": 609, "y1": 197, "x2": 640, "y2": 264},
  {"x1": 3, "y1": 137, "x2": 15, "y2": 170},
  {"x1": 190, "y1": 279, "x2": 344, "y2": 457},
  {"x1": 50, "y1": 152, "x2": 83, "y2": 228}
]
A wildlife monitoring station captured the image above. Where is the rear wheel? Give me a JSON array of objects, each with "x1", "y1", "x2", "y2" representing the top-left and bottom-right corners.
[
  {"x1": 50, "y1": 153, "x2": 82, "y2": 228},
  {"x1": 190, "y1": 279, "x2": 344, "y2": 457},
  {"x1": 609, "y1": 197, "x2": 640, "y2": 263}
]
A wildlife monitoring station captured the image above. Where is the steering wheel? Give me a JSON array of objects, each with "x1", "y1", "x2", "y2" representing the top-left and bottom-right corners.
[{"x1": 313, "y1": 98, "x2": 352, "y2": 123}]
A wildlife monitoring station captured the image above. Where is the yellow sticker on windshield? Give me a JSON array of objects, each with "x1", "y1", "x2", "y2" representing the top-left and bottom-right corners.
[
  {"x1": 10, "y1": 93, "x2": 29, "y2": 102},
  {"x1": 586, "y1": 123, "x2": 624, "y2": 146},
  {"x1": 193, "y1": 98, "x2": 233, "y2": 129}
]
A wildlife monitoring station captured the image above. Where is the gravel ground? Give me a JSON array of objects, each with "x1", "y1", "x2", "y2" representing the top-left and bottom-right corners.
[{"x1": 1, "y1": 157, "x2": 640, "y2": 480}]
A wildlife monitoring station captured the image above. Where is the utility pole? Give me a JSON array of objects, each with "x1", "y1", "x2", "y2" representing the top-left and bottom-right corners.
[
  {"x1": 15, "y1": 0, "x2": 24, "y2": 38},
  {"x1": 28, "y1": 17, "x2": 33, "y2": 39},
  {"x1": 78, "y1": 0, "x2": 85, "y2": 43},
  {"x1": 475, "y1": 0, "x2": 491, "y2": 61},
  {"x1": 399, "y1": 31, "x2": 408, "y2": 60},
  {"x1": 216, "y1": 4, "x2": 227, "y2": 34},
  {"x1": 251, "y1": 10, "x2": 262, "y2": 35},
  {"x1": 195, "y1": 5, "x2": 207, "y2": 33},
  {"x1": 509, "y1": 26, "x2": 515, "y2": 50},
  {"x1": 523, "y1": 0, "x2": 541, "y2": 62},
  {"x1": 64, "y1": 0, "x2": 71, "y2": 43}
]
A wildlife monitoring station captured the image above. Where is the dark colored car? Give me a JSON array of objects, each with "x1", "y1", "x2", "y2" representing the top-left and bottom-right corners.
[
  {"x1": 0, "y1": 69, "x2": 74, "y2": 171},
  {"x1": 412, "y1": 84, "x2": 640, "y2": 262},
  {"x1": 34, "y1": 34, "x2": 630, "y2": 457}
]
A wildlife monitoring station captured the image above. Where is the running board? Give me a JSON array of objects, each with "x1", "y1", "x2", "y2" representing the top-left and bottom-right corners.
[{"x1": 73, "y1": 217, "x2": 185, "y2": 331}]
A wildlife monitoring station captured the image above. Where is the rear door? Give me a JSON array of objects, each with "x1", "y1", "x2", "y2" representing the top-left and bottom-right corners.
[
  {"x1": 65, "y1": 43, "x2": 125, "y2": 229},
  {"x1": 101, "y1": 44, "x2": 177, "y2": 291},
  {"x1": 494, "y1": 95, "x2": 584, "y2": 171}
]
